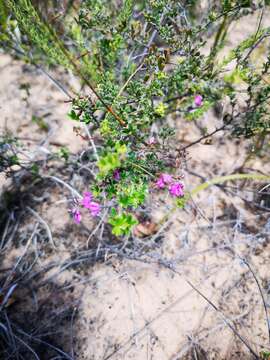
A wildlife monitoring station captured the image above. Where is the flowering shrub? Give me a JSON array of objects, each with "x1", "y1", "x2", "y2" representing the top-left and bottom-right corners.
[{"x1": 1, "y1": 0, "x2": 270, "y2": 236}]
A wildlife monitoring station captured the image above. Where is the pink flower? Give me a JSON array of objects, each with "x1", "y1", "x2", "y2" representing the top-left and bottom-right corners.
[
  {"x1": 81, "y1": 191, "x2": 93, "y2": 209},
  {"x1": 169, "y1": 182, "x2": 184, "y2": 197},
  {"x1": 156, "y1": 177, "x2": 166, "y2": 188},
  {"x1": 162, "y1": 173, "x2": 173, "y2": 184},
  {"x1": 88, "y1": 201, "x2": 101, "y2": 217},
  {"x1": 113, "y1": 169, "x2": 121, "y2": 181},
  {"x1": 156, "y1": 173, "x2": 173, "y2": 188},
  {"x1": 148, "y1": 136, "x2": 156, "y2": 145},
  {"x1": 80, "y1": 191, "x2": 101, "y2": 217},
  {"x1": 72, "y1": 208, "x2": 82, "y2": 224},
  {"x1": 194, "y1": 95, "x2": 203, "y2": 107}
]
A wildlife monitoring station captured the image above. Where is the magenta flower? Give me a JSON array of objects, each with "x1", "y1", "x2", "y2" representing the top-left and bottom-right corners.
[
  {"x1": 80, "y1": 191, "x2": 101, "y2": 217},
  {"x1": 155, "y1": 173, "x2": 173, "y2": 189},
  {"x1": 81, "y1": 191, "x2": 93, "y2": 209},
  {"x1": 88, "y1": 201, "x2": 101, "y2": 217},
  {"x1": 113, "y1": 169, "x2": 121, "y2": 181},
  {"x1": 169, "y1": 182, "x2": 184, "y2": 197},
  {"x1": 156, "y1": 177, "x2": 166, "y2": 189},
  {"x1": 72, "y1": 208, "x2": 82, "y2": 224},
  {"x1": 194, "y1": 95, "x2": 203, "y2": 107}
]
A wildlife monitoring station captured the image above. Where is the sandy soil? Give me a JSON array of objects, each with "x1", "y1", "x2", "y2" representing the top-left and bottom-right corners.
[{"x1": 0, "y1": 8, "x2": 270, "y2": 360}]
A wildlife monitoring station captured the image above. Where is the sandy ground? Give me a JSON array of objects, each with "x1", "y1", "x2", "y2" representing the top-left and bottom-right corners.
[{"x1": 0, "y1": 8, "x2": 270, "y2": 360}]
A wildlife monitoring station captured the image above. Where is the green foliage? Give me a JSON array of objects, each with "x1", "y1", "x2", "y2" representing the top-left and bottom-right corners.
[
  {"x1": 97, "y1": 143, "x2": 127, "y2": 177},
  {"x1": 185, "y1": 100, "x2": 213, "y2": 121},
  {"x1": 176, "y1": 195, "x2": 188, "y2": 209},
  {"x1": 2, "y1": 0, "x2": 270, "y2": 236},
  {"x1": 58, "y1": 147, "x2": 70, "y2": 162},
  {"x1": 30, "y1": 162, "x2": 39, "y2": 176},
  {"x1": 260, "y1": 350, "x2": 270, "y2": 359},
  {"x1": 222, "y1": 27, "x2": 270, "y2": 66},
  {"x1": 0, "y1": 132, "x2": 42, "y2": 177},
  {"x1": 117, "y1": 181, "x2": 148, "y2": 208},
  {"x1": 0, "y1": 1, "x2": 8, "y2": 31},
  {"x1": 31, "y1": 115, "x2": 49, "y2": 132},
  {"x1": 108, "y1": 209, "x2": 138, "y2": 236},
  {"x1": 6, "y1": 0, "x2": 71, "y2": 67},
  {"x1": 98, "y1": 153, "x2": 121, "y2": 177},
  {"x1": 155, "y1": 102, "x2": 167, "y2": 117},
  {"x1": 0, "y1": 134, "x2": 20, "y2": 173}
]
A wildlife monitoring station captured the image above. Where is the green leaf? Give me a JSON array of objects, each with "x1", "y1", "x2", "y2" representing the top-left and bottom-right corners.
[
  {"x1": 117, "y1": 182, "x2": 148, "y2": 209},
  {"x1": 68, "y1": 110, "x2": 80, "y2": 121},
  {"x1": 98, "y1": 152, "x2": 121, "y2": 177},
  {"x1": 108, "y1": 211, "x2": 138, "y2": 236},
  {"x1": 58, "y1": 147, "x2": 70, "y2": 162}
]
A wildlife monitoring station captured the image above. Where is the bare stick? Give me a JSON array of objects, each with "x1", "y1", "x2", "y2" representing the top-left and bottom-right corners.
[
  {"x1": 84, "y1": 124, "x2": 99, "y2": 161},
  {"x1": 166, "y1": 265, "x2": 260, "y2": 359},
  {"x1": 241, "y1": 257, "x2": 270, "y2": 345},
  {"x1": 27, "y1": 207, "x2": 56, "y2": 249},
  {"x1": 46, "y1": 175, "x2": 82, "y2": 199}
]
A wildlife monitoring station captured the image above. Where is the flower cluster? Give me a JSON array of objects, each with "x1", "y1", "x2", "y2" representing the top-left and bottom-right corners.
[
  {"x1": 71, "y1": 192, "x2": 101, "y2": 224},
  {"x1": 113, "y1": 169, "x2": 121, "y2": 181},
  {"x1": 194, "y1": 94, "x2": 203, "y2": 107},
  {"x1": 155, "y1": 173, "x2": 184, "y2": 197},
  {"x1": 148, "y1": 136, "x2": 156, "y2": 145}
]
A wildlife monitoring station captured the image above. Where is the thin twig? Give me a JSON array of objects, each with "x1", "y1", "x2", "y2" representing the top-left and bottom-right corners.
[
  {"x1": 46, "y1": 175, "x2": 82, "y2": 199},
  {"x1": 181, "y1": 124, "x2": 227, "y2": 151},
  {"x1": 163, "y1": 264, "x2": 260, "y2": 359},
  {"x1": 27, "y1": 207, "x2": 56, "y2": 249},
  {"x1": 240, "y1": 257, "x2": 270, "y2": 345},
  {"x1": 83, "y1": 124, "x2": 99, "y2": 161}
]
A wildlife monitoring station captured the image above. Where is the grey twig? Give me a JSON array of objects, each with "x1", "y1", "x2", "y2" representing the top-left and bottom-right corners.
[{"x1": 27, "y1": 207, "x2": 56, "y2": 249}]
